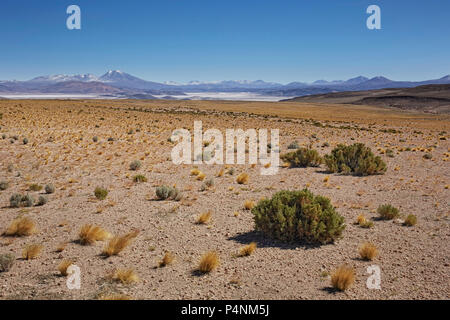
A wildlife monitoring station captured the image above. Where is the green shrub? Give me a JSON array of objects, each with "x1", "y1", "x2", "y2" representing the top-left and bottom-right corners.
[
  {"x1": 129, "y1": 160, "x2": 142, "y2": 171},
  {"x1": 37, "y1": 195, "x2": 48, "y2": 206},
  {"x1": 252, "y1": 189, "x2": 345, "y2": 244},
  {"x1": 45, "y1": 184, "x2": 55, "y2": 194},
  {"x1": 22, "y1": 194, "x2": 35, "y2": 207},
  {"x1": 281, "y1": 148, "x2": 322, "y2": 168},
  {"x1": 155, "y1": 186, "x2": 182, "y2": 201},
  {"x1": 404, "y1": 214, "x2": 417, "y2": 227},
  {"x1": 133, "y1": 174, "x2": 147, "y2": 183},
  {"x1": 0, "y1": 181, "x2": 9, "y2": 191},
  {"x1": 377, "y1": 204, "x2": 399, "y2": 220},
  {"x1": 94, "y1": 187, "x2": 108, "y2": 200},
  {"x1": 29, "y1": 184, "x2": 43, "y2": 192},
  {"x1": 287, "y1": 141, "x2": 300, "y2": 149},
  {"x1": 324, "y1": 143, "x2": 386, "y2": 176},
  {"x1": 0, "y1": 253, "x2": 15, "y2": 272}
]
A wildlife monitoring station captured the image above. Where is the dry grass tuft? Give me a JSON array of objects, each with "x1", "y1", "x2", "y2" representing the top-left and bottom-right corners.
[
  {"x1": 198, "y1": 251, "x2": 220, "y2": 273},
  {"x1": 110, "y1": 268, "x2": 139, "y2": 284},
  {"x1": 236, "y1": 172, "x2": 249, "y2": 184},
  {"x1": 196, "y1": 211, "x2": 212, "y2": 224},
  {"x1": 238, "y1": 242, "x2": 257, "y2": 257},
  {"x1": 190, "y1": 168, "x2": 200, "y2": 176},
  {"x1": 159, "y1": 252, "x2": 175, "y2": 267},
  {"x1": 22, "y1": 244, "x2": 43, "y2": 260},
  {"x1": 78, "y1": 224, "x2": 111, "y2": 245},
  {"x1": 5, "y1": 217, "x2": 36, "y2": 237},
  {"x1": 356, "y1": 214, "x2": 374, "y2": 228},
  {"x1": 58, "y1": 260, "x2": 73, "y2": 276},
  {"x1": 196, "y1": 172, "x2": 206, "y2": 181},
  {"x1": 102, "y1": 230, "x2": 139, "y2": 257},
  {"x1": 359, "y1": 242, "x2": 378, "y2": 261},
  {"x1": 331, "y1": 265, "x2": 355, "y2": 291},
  {"x1": 244, "y1": 200, "x2": 255, "y2": 210}
]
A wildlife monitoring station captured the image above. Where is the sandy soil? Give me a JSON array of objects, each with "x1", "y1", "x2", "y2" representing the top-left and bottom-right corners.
[{"x1": 0, "y1": 100, "x2": 449, "y2": 300}]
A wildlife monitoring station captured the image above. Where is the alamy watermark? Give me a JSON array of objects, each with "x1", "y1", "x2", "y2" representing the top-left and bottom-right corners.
[{"x1": 170, "y1": 121, "x2": 280, "y2": 175}]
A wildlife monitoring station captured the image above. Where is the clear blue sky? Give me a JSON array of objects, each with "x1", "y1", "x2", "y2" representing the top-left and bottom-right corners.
[{"x1": 0, "y1": 0, "x2": 449, "y2": 83}]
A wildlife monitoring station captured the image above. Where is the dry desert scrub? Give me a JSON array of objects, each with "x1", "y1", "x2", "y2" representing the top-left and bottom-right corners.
[
  {"x1": 58, "y1": 260, "x2": 73, "y2": 276},
  {"x1": 196, "y1": 211, "x2": 212, "y2": 224},
  {"x1": 331, "y1": 265, "x2": 355, "y2": 291},
  {"x1": 78, "y1": 224, "x2": 111, "y2": 245},
  {"x1": 159, "y1": 252, "x2": 175, "y2": 267},
  {"x1": 355, "y1": 214, "x2": 374, "y2": 228},
  {"x1": 22, "y1": 244, "x2": 43, "y2": 260},
  {"x1": 377, "y1": 204, "x2": 400, "y2": 220},
  {"x1": 359, "y1": 242, "x2": 378, "y2": 261},
  {"x1": 94, "y1": 187, "x2": 108, "y2": 200},
  {"x1": 110, "y1": 268, "x2": 139, "y2": 284},
  {"x1": 404, "y1": 214, "x2": 417, "y2": 227},
  {"x1": 244, "y1": 200, "x2": 255, "y2": 210},
  {"x1": 4, "y1": 217, "x2": 36, "y2": 237},
  {"x1": 0, "y1": 253, "x2": 15, "y2": 272},
  {"x1": 236, "y1": 172, "x2": 249, "y2": 184},
  {"x1": 102, "y1": 231, "x2": 139, "y2": 257},
  {"x1": 198, "y1": 251, "x2": 220, "y2": 273},
  {"x1": 238, "y1": 242, "x2": 257, "y2": 257}
]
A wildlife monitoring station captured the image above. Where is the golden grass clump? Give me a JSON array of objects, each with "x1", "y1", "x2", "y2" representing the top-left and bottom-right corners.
[
  {"x1": 111, "y1": 268, "x2": 139, "y2": 284},
  {"x1": 22, "y1": 244, "x2": 43, "y2": 260},
  {"x1": 196, "y1": 211, "x2": 212, "y2": 224},
  {"x1": 198, "y1": 251, "x2": 220, "y2": 273},
  {"x1": 5, "y1": 217, "x2": 36, "y2": 237},
  {"x1": 159, "y1": 252, "x2": 175, "y2": 267},
  {"x1": 236, "y1": 172, "x2": 249, "y2": 184},
  {"x1": 331, "y1": 265, "x2": 355, "y2": 291},
  {"x1": 78, "y1": 224, "x2": 111, "y2": 245},
  {"x1": 359, "y1": 242, "x2": 378, "y2": 261},
  {"x1": 58, "y1": 260, "x2": 73, "y2": 276},
  {"x1": 244, "y1": 200, "x2": 255, "y2": 210},
  {"x1": 196, "y1": 172, "x2": 206, "y2": 181},
  {"x1": 102, "y1": 230, "x2": 139, "y2": 257},
  {"x1": 238, "y1": 242, "x2": 257, "y2": 257},
  {"x1": 355, "y1": 214, "x2": 374, "y2": 228},
  {"x1": 190, "y1": 168, "x2": 200, "y2": 176}
]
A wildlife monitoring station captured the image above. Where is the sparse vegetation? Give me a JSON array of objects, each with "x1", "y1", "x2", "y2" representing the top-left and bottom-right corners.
[
  {"x1": 159, "y1": 252, "x2": 175, "y2": 267},
  {"x1": 377, "y1": 204, "x2": 400, "y2": 220},
  {"x1": 404, "y1": 214, "x2": 417, "y2": 227},
  {"x1": 94, "y1": 187, "x2": 108, "y2": 200},
  {"x1": 0, "y1": 181, "x2": 9, "y2": 191},
  {"x1": 102, "y1": 230, "x2": 139, "y2": 257},
  {"x1": 281, "y1": 148, "x2": 322, "y2": 168},
  {"x1": 10, "y1": 193, "x2": 35, "y2": 208},
  {"x1": 359, "y1": 242, "x2": 378, "y2": 261},
  {"x1": 110, "y1": 268, "x2": 139, "y2": 284},
  {"x1": 22, "y1": 244, "x2": 43, "y2": 260},
  {"x1": 238, "y1": 242, "x2": 257, "y2": 257},
  {"x1": 78, "y1": 224, "x2": 111, "y2": 245},
  {"x1": 4, "y1": 217, "x2": 36, "y2": 236},
  {"x1": 244, "y1": 200, "x2": 255, "y2": 210},
  {"x1": 155, "y1": 185, "x2": 182, "y2": 201},
  {"x1": 324, "y1": 143, "x2": 386, "y2": 175},
  {"x1": 196, "y1": 211, "x2": 212, "y2": 224},
  {"x1": 252, "y1": 189, "x2": 345, "y2": 244},
  {"x1": 129, "y1": 160, "x2": 142, "y2": 171},
  {"x1": 0, "y1": 253, "x2": 15, "y2": 272},
  {"x1": 236, "y1": 172, "x2": 249, "y2": 184},
  {"x1": 198, "y1": 251, "x2": 220, "y2": 273},
  {"x1": 331, "y1": 265, "x2": 355, "y2": 291},
  {"x1": 45, "y1": 184, "x2": 55, "y2": 194},
  {"x1": 133, "y1": 174, "x2": 147, "y2": 183},
  {"x1": 58, "y1": 260, "x2": 73, "y2": 276}
]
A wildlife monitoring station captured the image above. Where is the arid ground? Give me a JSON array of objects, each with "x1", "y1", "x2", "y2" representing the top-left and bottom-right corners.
[{"x1": 0, "y1": 99, "x2": 449, "y2": 300}]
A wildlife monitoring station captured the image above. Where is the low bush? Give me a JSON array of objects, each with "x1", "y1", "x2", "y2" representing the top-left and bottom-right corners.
[
  {"x1": 281, "y1": 148, "x2": 322, "y2": 168},
  {"x1": 252, "y1": 189, "x2": 345, "y2": 244},
  {"x1": 377, "y1": 204, "x2": 399, "y2": 220},
  {"x1": 324, "y1": 143, "x2": 386, "y2": 176}
]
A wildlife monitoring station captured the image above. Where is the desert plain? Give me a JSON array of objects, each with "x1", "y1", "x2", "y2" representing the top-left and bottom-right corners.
[{"x1": 0, "y1": 99, "x2": 449, "y2": 300}]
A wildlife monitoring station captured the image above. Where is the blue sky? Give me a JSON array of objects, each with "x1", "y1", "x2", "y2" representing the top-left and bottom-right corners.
[{"x1": 0, "y1": 0, "x2": 449, "y2": 83}]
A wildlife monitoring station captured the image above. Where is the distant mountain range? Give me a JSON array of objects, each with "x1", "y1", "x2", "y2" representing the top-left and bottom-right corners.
[{"x1": 1, "y1": 70, "x2": 449, "y2": 100}]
